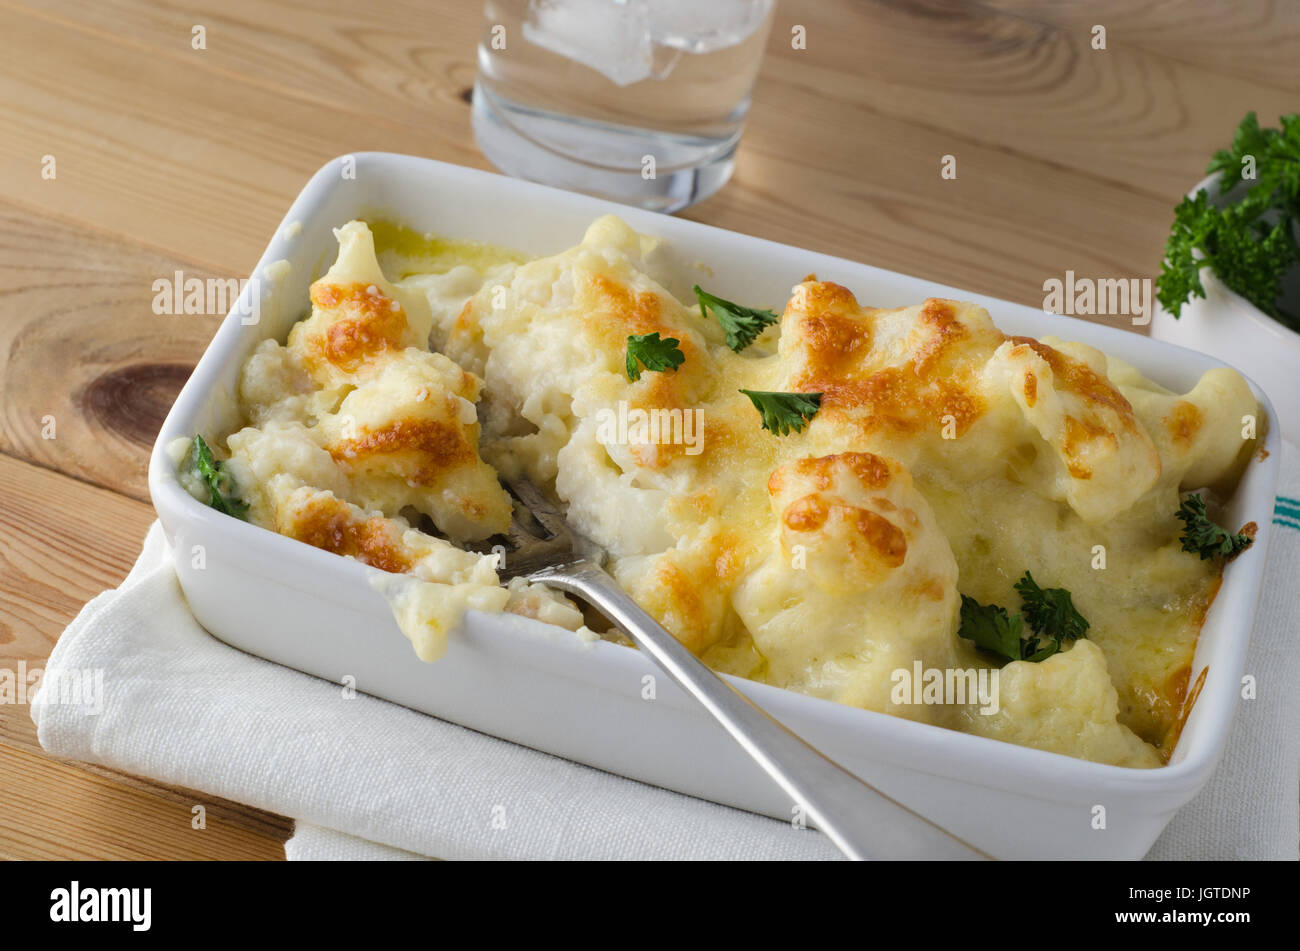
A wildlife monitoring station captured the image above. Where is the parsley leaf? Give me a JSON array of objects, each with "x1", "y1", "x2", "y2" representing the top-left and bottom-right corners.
[
  {"x1": 739, "y1": 389, "x2": 822, "y2": 435},
  {"x1": 1157, "y1": 112, "x2": 1300, "y2": 332},
  {"x1": 1014, "y1": 571, "x2": 1090, "y2": 644},
  {"x1": 1156, "y1": 189, "x2": 1215, "y2": 316},
  {"x1": 1175, "y1": 493, "x2": 1253, "y2": 561},
  {"x1": 958, "y1": 596, "x2": 1026, "y2": 663},
  {"x1": 624, "y1": 332, "x2": 686, "y2": 382},
  {"x1": 189, "y1": 435, "x2": 248, "y2": 520},
  {"x1": 959, "y1": 572, "x2": 1090, "y2": 663},
  {"x1": 693, "y1": 285, "x2": 779, "y2": 352}
]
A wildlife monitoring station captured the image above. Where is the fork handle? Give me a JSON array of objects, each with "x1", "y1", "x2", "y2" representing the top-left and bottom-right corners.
[{"x1": 528, "y1": 559, "x2": 989, "y2": 861}]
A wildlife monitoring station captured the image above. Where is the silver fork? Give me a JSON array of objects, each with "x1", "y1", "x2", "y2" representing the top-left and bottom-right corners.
[{"x1": 482, "y1": 477, "x2": 990, "y2": 861}]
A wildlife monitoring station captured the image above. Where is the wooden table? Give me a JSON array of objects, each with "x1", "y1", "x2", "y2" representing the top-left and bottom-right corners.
[{"x1": 1, "y1": 0, "x2": 1295, "y2": 860}]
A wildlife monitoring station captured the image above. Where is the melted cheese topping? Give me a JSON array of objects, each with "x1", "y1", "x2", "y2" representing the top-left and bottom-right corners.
[
  {"x1": 196, "y1": 215, "x2": 1259, "y2": 768},
  {"x1": 215, "y1": 221, "x2": 584, "y2": 661}
]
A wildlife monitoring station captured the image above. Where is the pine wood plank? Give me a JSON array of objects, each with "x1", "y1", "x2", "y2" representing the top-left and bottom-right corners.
[
  {"x1": 0, "y1": 0, "x2": 1214, "y2": 317},
  {"x1": 0, "y1": 451, "x2": 292, "y2": 855},
  {"x1": 0, "y1": 202, "x2": 223, "y2": 501},
  {"x1": 978, "y1": 0, "x2": 1300, "y2": 91},
  {"x1": 12, "y1": 0, "x2": 1296, "y2": 215},
  {"x1": 0, "y1": 0, "x2": 484, "y2": 275},
  {"x1": 0, "y1": 744, "x2": 286, "y2": 860}
]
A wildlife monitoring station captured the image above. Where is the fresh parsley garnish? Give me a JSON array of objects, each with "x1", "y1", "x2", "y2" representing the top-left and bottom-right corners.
[
  {"x1": 625, "y1": 332, "x2": 685, "y2": 382},
  {"x1": 959, "y1": 596, "x2": 1030, "y2": 662},
  {"x1": 739, "y1": 389, "x2": 822, "y2": 435},
  {"x1": 1157, "y1": 112, "x2": 1300, "y2": 332},
  {"x1": 1014, "y1": 571, "x2": 1090, "y2": 644},
  {"x1": 959, "y1": 571, "x2": 1089, "y2": 663},
  {"x1": 693, "y1": 285, "x2": 779, "y2": 352},
  {"x1": 188, "y1": 434, "x2": 248, "y2": 520},
  {"x1": 1175, "y1": 493, "x2": 1253, "y2": 561}
]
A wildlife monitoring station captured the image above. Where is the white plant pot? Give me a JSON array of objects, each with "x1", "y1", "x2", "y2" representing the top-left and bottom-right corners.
[{"x1": 1150, "y1": 174, "x2": 1299, "y2": 444}]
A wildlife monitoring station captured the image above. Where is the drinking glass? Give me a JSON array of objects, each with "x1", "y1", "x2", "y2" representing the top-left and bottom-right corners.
[{"x1": 472, "y1": 0, "x2": 776, "y2": 212}]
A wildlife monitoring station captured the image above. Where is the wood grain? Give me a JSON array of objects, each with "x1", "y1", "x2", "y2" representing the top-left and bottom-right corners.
[
  {"x1": 0, "y1": 0, "x2": 483, "y2": 275},
  {"x1": 754, "y1": 0, "x2": 1299, "y2": 198},
  {"x1": 0, "y1": 202, "x2": 223, "y2": 501},
  {"x1": 0, "y1": 745, "x2": 285, "y2": 860},
  {"x1": 977, "y1": 0, "x2": 1300, "y2": 90},
  {"x1": 0, "y1": 454, "x2": 151, "y2": 663},
  {"x1": 0, "y1": 0, "x2": 1291, "y2": 311},
  {"x1": 0, "y1": 451, "x2": 292, "y2": 856}
]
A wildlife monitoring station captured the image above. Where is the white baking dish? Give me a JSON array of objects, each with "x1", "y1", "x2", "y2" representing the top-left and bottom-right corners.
[{"x1": 148, "y1": 153, "x2": 1280, "y2": 860}]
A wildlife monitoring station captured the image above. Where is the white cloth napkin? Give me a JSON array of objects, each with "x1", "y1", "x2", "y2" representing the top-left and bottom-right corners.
[
  {"x1": 33, "y1": 444, "x2": 1300, "y2": 860},
  {"x1": 30, "y1": 524, "x2": 838, "y2": 860},
  {"x1": 1147, "y1": 439, "x2": 1300, "y2": 860}
]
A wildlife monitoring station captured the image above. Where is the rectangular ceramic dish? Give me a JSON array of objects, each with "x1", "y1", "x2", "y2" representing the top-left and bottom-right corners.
[{"x1": 148, "y1": 153, "x2": 1280, "y2": 859}]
